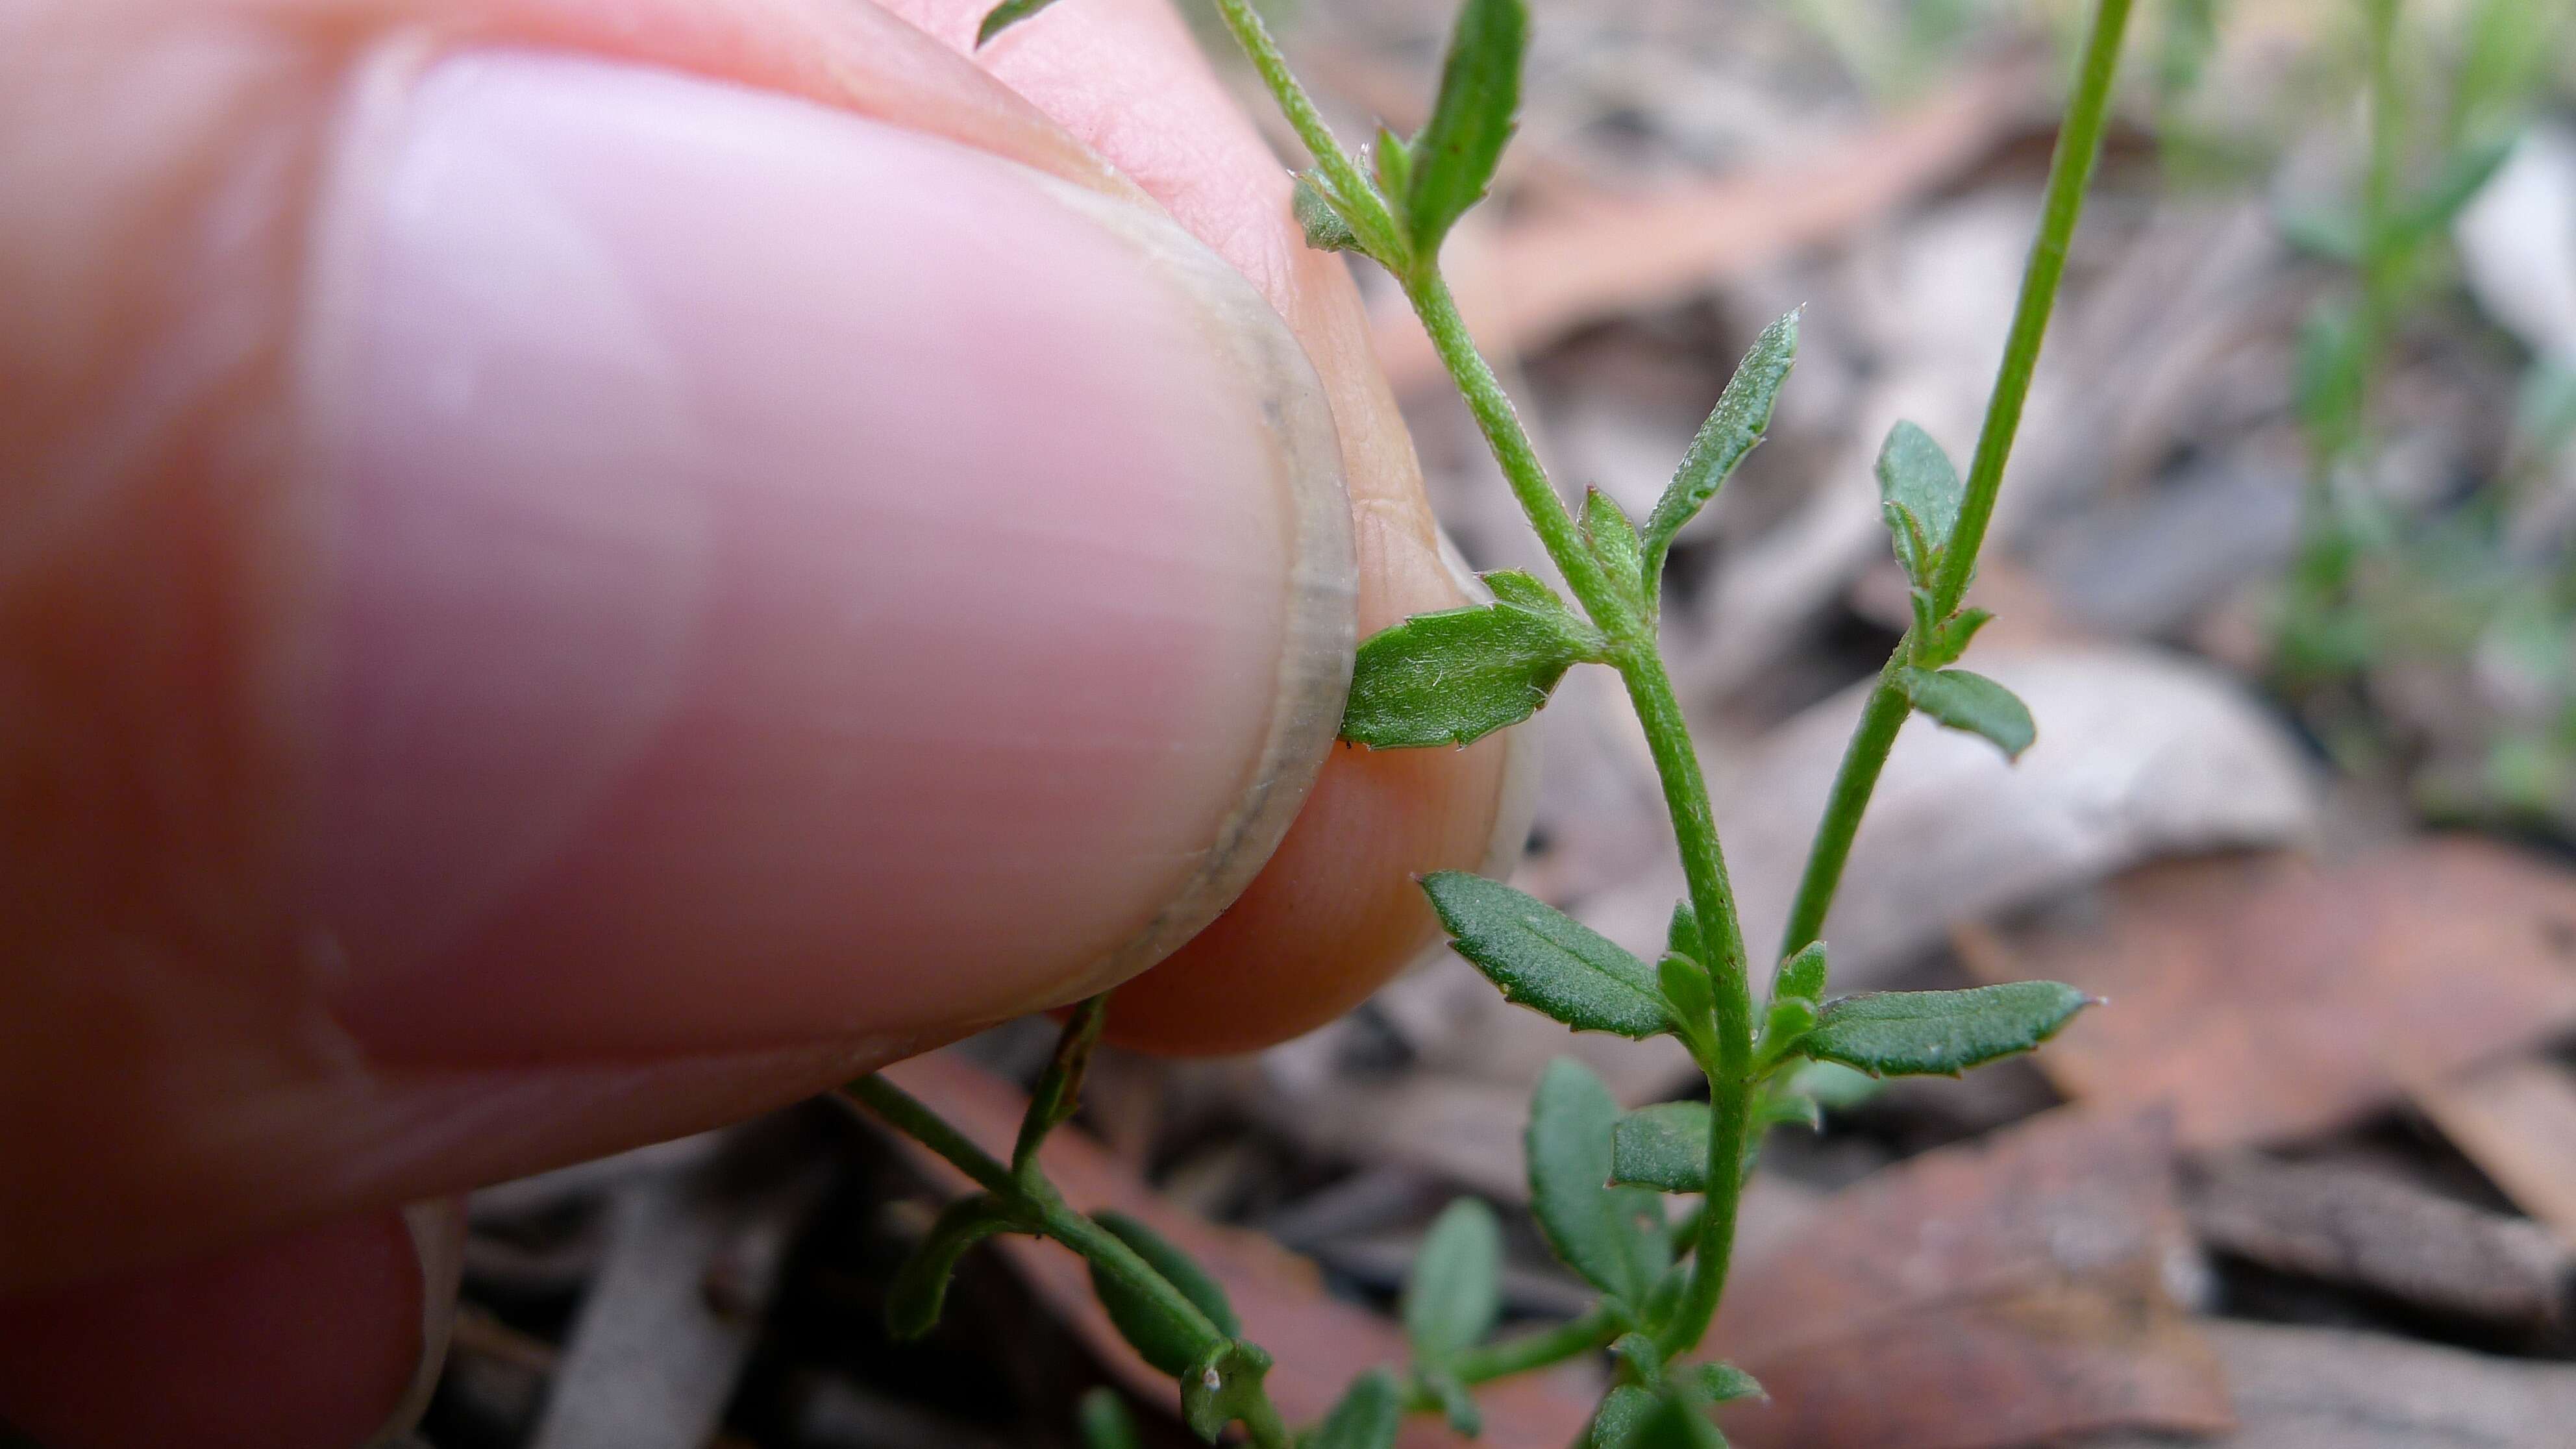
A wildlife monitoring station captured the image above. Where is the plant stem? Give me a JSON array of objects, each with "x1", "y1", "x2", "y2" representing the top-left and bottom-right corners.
[
  {"x1": 1015, "y1": 992, "x2": 1111, "y2": 1183},
  {"x1": 2357, "y1": 0, "x2": 2404, "y2": 407},
  {"x1": 1775, "y1": 641, "x2": 1914, "y2": 966},
  {"x1": 1927, "y1": 0, "x2": 2137, "y2": 619},
  {"x1": 846, "y1": 1074, "x2": 1015, "y2": 1196},
  {"x1": 1399, "y1": 266, "x2": 1757, "y2": 1363},
  {"x1": 1449, "y1": 1303, "x2": 1623, "y2": 1384},
  {"x1": 1400, "y1": 271, "x2": 1749, "y2": 989},
  {"x1": 1206, "y1": 0, "x2": 1394, "y2": 245},
  {"x1": 1657, "y1": 1084, "x2": 1749, "y2": 1356},
  {"x1": 848, "y1": 1075, "x2": 1284, "y2": 1436},
  {"x1": 1034, "y1": 1197, "x2": 1230, "y2": 1350},
  {"x1": 1778, "y1": 0, "x2": 2137, "y2": 965},
  {"x1": 1399, "y1": 273, "x2": 1636, "y2": 636}
]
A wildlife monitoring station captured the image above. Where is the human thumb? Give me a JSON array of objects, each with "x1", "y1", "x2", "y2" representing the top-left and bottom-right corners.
[{"x1": 2, "y1": 34, "x2": 1352, "y2": 1291}]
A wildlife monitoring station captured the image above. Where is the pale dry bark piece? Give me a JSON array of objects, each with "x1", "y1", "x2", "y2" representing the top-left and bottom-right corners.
[
  {"x1": 2085, "y1": 1319, "x2": 2576, "y2": 1449},
  {"x1": 2457, "y1": 125, "x2": 2576, "y2": 364},
  {"x1": 1709, "y1": 1107, "x2": 2235, "y2": 1449},
  {"x1": 2184, "y1": 1154, "x2": 2571, "y2": 1326},
  {"x1": 1586, "y1": 646, "x2": 2316, "y2": 995},
  {"x1": 1957, "y1": 840, "x2": 2576, "y2": 1150},
  {"x1": 2410, "y1": 1054, "x2": 2576, "y2": 1249},
  {"x1": 527, "y1": 1119, "x2": 834, "y2": 1449},
  {"x1": 872, "y1": 1052, "x2": 1602, "y2": 1449}
]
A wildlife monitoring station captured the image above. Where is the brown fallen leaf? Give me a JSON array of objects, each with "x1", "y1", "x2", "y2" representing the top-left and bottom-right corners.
[
  {"x1": 1956, "y1": 839, "x2": 2576, "y2": 1150},
  {"x1": 1708, "y1": 1107, "x2": 2234, "y2": 1449},
  {"x1": 2184, "y1": 1153, "x2": 2571, "y2": 1328},
  {"x1": 2085, "y1": 1319, "x2": 2576, "y2": 1449},
  {"x1": 1368, "y1": 64, "x2": 2033, "y2": 390},
  {"x1": 2410, "y1": 1054, "x2": 2576, "y2": 1248},
  {"x1": 869, "y1": 1052, "x2": 1602, "y2": 1449}
]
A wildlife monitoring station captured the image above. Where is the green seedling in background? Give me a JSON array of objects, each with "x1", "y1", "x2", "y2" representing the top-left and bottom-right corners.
[{"x1": 2277, "y1": 0, "x2": 2576, "y2": 830}]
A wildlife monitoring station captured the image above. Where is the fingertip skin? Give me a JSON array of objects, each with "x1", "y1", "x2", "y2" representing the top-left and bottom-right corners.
[
  {"x1": 0, "y1": 1211, "x2": 423, "y2": 1449},
  {"x1": 1104, "y1": 732, "x2": 1515, "y2": 1054},
  {"x1": 900, "y1": 0, "x2": 1529, "y2": 1055}
]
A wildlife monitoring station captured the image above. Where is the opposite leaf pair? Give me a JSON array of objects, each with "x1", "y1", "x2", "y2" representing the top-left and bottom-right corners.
[
  {"x1": 1874, "y1": 421, "x2": 2037, "y2": 760},
  {"x1": 1422, "y1": 871, "x2": 2091, "y2": 1079}
]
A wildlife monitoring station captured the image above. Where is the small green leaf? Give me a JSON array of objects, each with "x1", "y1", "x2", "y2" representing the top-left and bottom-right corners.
[
  {"x1": 1799, "y1": 981, "x2": 2094, "y2": 1078},
  {"x1": 1774, "y1": 941, "x2": 1827, "y2": 1004},
  {"x1": 1785, "y1": 1058, "x2": 1880, "y2": 1109},
  {"x1": 1420, "y1": 1370, "x2": 1483, "y2": 1438},
  {"x1": 1180, "y1": 1341, "x2": 1274, "y2": 1444},
  {"x1": 1641, "y1": 1262, "x2": 1687, "y2": 1326},
  {"x1": 2277, "y1": 203, "x2": 2363, "y2": 262},
  {"x1": 1608, "y1": 1100, "x2": 1709, "y2": 1193},
  {"x1": 1481, "y1": 568, "x2": 1562, "y2": 610},
  {"x1": 1876, "y1": 422, "x2": 1963, "y2": 584},
  {"x1": 1751, "y1": 1085, "x2": 1821, "y2": 1134},
  {"x1": 2296, "y1": 301, "x2": 2366, "y2": 454},
  {"x1": 1309, "y1": 1370, "x2": 1404, "y2": 1449},
  {"x1": 1078, "y1": 1389, "x2": 1144, "y2": 1449},
  {"x1": 886, "y1": 1195, "x2": 1024, "y2": 1339},
  {"x1": 1641, "y1": 311, "x2": 1799, "y2": 582},
  {"x1": 1589, "y1": 1385, "x2": 1661, "y2": 1449},
  {"x1": 1341, "y1": 596, "x2": 1601, "y2": 749},
  {"x1": 974, "y1": 0, "x2": 1062, "y2": 46},
  {"x1": 1372, "y1": 125, "x2": 1417, "y2": 207},
  {"x1": 1294, "y1": 174, "x2": 1363, "y2": 254},
  {"x1": 1753, "y1": 995, "x2": 1816, "y2": 1072},
  {"x1": 1406, "y1": 0, "x2": 1528, "y2": 257},
  {"x1": 1655, "y1": 953, "x2": 1717, "y2": 1054},
  {"x1": 1015, "y1": 995, "x2": 1108, "y2": 1176},
  {"x1": 1529, "y1": 1059, "x2": 1668, "y2": 1302},
  {"x1": 1902, "y1": 667, "x2": 2037, "y2": 760},
  {"x1": 1605, "y1": 1391, "x2": 1729, "y2": 1449},
  {"x1": 1087, "y1": 1211, "x2": 1236, "y2": 1375},
  {"x1": 1405, "y1": 1198, "x2": 1503, "y2": 1363},
  {"x1": 1608, "y1": 1331, "x2": 1667, "y2": 1385},
  {"x1": 2388, "y1": 136, "x2": 2515, "y2": 248},
  {"x1": 1422, "y1": 873, "x2": 1672, "y2": 1038},
  {"x1": 1665, "y1": 900, "x2": 1705, "y2": 965},
  {"x1": 1685, "y1": 1363, "x2": 1764, "y2": 1404},
  {"x1": 1915, "y1": 607, "x2": 1994, "y2": 669},
  {"x1": 1581, "y1": 488, "x2": 1648, "y2": 611}
]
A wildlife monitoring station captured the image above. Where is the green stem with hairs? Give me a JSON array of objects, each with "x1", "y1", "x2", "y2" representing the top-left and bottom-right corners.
[
  {"x1": 845, "y1": 1072, "x2": 1285, "y2": 1448},
  {"x1": 1777, "y1": 0, "x2": 2137, "y2": 967},
  {"x1": 1397, "y1": 269, "x2": 1757, "y2": 1359},
  {"x1": 1448, "y1": 1302, "x2": 1624, "y2": 1385},
  {"x1": 1205, "y1": 0, "x2": 1400, "y2": 254}
]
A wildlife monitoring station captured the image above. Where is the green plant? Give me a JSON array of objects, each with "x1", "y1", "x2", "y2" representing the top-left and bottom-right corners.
[
  {"x1": 2273, "y1": 0, "x2": 2575, "y2": 826},
  {"x1": 848, "y1": 0, "x2": 2135, "y2": 1442}
]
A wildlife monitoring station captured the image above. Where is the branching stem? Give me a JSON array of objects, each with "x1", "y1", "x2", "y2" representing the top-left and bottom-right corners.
[
  {"x1": 1778, "y1": 0, "x2": 2136, "y2": 965},
  {"x1": 1398, "y1": 269, "x2": 1758, "y2": 1357},
  {"x1": 847, "y1": 1063, "x2": 1274, "y2": 1444},
  {"x1": 1206, "y1": 0, "x2": 1397, "y2": 249},
  {"x1": 1448, "y1": 1302, "x2": 1623, "y2": 1385},
  {"x1": 1927, "y1": 0, "x2": 2136, "y2": 618}
]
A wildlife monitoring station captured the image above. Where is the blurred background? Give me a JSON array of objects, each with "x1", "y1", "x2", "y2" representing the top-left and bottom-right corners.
[{"x1": 418, "y1": 0, "x2": 2576, "y2": 1444}]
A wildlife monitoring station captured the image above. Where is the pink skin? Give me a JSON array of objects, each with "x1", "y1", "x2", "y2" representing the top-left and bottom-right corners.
[
  {"x1": 0, "y1": 0, "x2": 1492, "y2": 1440},
  {"x1": 304, "y1": 55, "x2": 1315, "y2": 1059},
  {"x1": 6, "y1": 55, "x2": 1336, "y2": 1449},
  {"x1": 0, "y1": 1212, "x2": 425, "y2": 1449}
]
